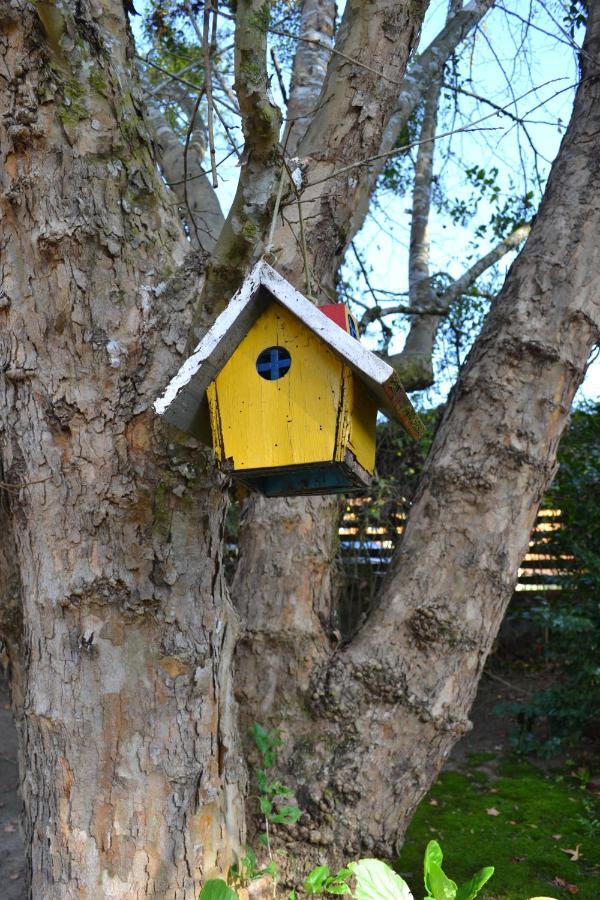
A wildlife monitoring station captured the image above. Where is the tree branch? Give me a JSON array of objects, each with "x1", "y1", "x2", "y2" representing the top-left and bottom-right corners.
[
  {"x1": 408, "y1": 76, "x2": 441, "y2": 310},
  {"x1": 144, "y1": 92, "x2": 224, "y2": 254},
  {"x1": 190, "y1": 0, "x2": 283, "y2": 336},
  {"x1": 283, "y1": 0, "x2": 336, "y2": 154},
  {"x1": 344, "y1": 0, "x2": 496, "y2": 255},
  {"x1": 272, "y1": 0, "x2": 428, "y2": 295},
  {"x1": 388, "y1": 223, "x2": 531, "y2": 387}
]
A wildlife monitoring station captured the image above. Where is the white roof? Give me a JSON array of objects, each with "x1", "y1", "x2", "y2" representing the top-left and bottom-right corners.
[{"x1": 154, "y1": 261, "x2": 424, "y2": 440}]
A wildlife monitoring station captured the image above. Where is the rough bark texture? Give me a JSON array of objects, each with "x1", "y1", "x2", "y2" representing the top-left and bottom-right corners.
[
  {"x1": 284, "y1": 0, "x2": 337, "y2": 155},
  {"x1": 0, "y1": 3, "x2": 244, "y2": 896},
  {"x1": 274, "y1": 0, "x2": 428, "y2": 295},
  {"x1": 232, "y1": 494, "x2": 340, "y2": 739},
  {"x1": 2, "y1": 0, "x2": 600, "y2": 894},
  {"x1": 257, "y1": 5, "x2": 600, "y2": 867},
  {"x1": 231, "y1": 0, "x2": 428, "y2": 796}
]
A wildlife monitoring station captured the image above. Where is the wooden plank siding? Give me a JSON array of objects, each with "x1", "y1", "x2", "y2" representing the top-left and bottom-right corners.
[{"x1": 338, "y1": 500, "x2": 574, "y2": 593}]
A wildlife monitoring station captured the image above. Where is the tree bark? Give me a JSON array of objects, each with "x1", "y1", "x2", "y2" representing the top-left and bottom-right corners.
[
  {"x1": 256, "y1": 2, "x2": 600, "y2": 867},
  {"x1": 231, "y1": 0, "x2": 428, "y2": 793},
  {"x1": 284, "y1": 0, "x2": 337, "y2": 155},
  {"x1": 0, "y1": 3, "x2": 244, "y2": 895}
]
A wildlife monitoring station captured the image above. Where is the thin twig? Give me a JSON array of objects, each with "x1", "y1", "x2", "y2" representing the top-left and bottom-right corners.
[
  {"x1": 203, "y1": 2, "x2": 219, "y2": 188},
  {"x1": 212, "y1": 98, "x2": 242, "y2": 159},
  {"x1": 304, "y1": 77, "x2": 572, "y2": 189},
  {"x1": 137, "y1": 56, "x2": 203, "y2": 94},
  {"x1": 282, "y1": 159, "x2": 313, "y2": 298},
  {"x1": 183, "y1": 89, "x2": 205, "y2": 246},
  {"x1": 270, "y1": 48, "x2": 288, "y2": 104},
  {"x1": 166, "y1": 146, "x2": 238, "y2": 187}
]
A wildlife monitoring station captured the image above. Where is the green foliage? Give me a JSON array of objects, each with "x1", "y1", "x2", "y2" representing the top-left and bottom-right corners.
[
  {"x1": 350, "y1": 859, "x2": 413, "y2": 900},
  {"x1": 422, "y1": 841, "x2": 493, "y2": 900},
  {"x1": 229, "y1": 845, "x2": 278, "y2": 883},
  {"x1": 251, "y1": 722, "x2": 301, "y2": 828},
  {"x1": 303, "y1": 865, "x2": 352, "y2": 895},
  {"x1": 198, "y1": 879, "x2": 238, "y2": 900},
  {"x1": 499, "y1": 402, "x2": 600, "y2": 754},
  {"x1": 202, "y1": 845, "x2": 494, "y2": 900}
]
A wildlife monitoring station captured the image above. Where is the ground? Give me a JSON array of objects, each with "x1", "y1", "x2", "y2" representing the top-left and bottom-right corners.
[
  {"x1": 0, "y1": 663, "x2": 598, "y2": 899},
  {"x1": 400, "y1": 668, "x2": 600, "y2": 899}
]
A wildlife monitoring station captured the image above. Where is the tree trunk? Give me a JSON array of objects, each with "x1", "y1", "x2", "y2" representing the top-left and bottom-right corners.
[
  {"x1": 0, "y1": 3, "x2": 244, "y2": 895},
  {"x1": 237, "y1": 1, "x2": 600, "y2": 870}
]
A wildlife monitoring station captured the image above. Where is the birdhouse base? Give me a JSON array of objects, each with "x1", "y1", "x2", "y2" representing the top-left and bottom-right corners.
[{"x1": 228, "y1": 451, "x2": 372, "y2": 497}]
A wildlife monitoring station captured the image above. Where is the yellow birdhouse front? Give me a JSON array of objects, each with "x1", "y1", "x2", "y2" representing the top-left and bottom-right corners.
[{"x1": 154, "y1": 262, "x2": 424, "y2": 497}]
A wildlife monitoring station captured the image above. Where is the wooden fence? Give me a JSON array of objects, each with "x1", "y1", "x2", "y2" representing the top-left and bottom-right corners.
[{"x1": 338, "y1": 500, "x2": 574, "y2": 599}]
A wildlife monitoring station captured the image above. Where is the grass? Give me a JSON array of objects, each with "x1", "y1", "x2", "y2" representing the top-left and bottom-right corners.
[{"x1": 397, "y1": 755, "x2": 600, "y2": 899}]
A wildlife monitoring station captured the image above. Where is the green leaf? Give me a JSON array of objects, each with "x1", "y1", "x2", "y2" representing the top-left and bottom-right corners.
[
  {"x1": 258, "y1": 832, "x2": 268, "y2": 846},
  {"x1": 198, "y1": 879, "x2": 239, "y2": 900},
  {"x1": 349, "y1": 859, "x2": 414, "y2": 900},
  {"x1": 325, "y1": 882, "x2": 352, "y2": 895},
  {"x1": 256, "y1": 769, "x2": 268, "y2": 794},
  {"x1": 259, "y1": 797, "x2": 273, "y2": 816},
  {"x1": 423, "y1": 841, "x2": 444, "y2": 896},
  {"x1": 455, "y1": 868, "x2": 494, "y2": 900},
  {"x1": 269, "y1": 804, "x2": 301, "y2": 824},
  {"x1": 425, "y1": 862, "x2": 457, "y2": 900},
  {"x1": 263, "y1": 861, "x2": 279, "y2": 878},
  {"x1": 304, "y1": 866, "x2": 331, "y2": 894}
]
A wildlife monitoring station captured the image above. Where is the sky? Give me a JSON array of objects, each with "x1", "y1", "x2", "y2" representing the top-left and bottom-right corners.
[{"x1": 133, "y1": 0, "x2": 599, "y2": 408}]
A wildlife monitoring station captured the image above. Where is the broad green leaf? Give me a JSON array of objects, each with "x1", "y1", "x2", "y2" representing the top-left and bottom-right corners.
[
  {"x1": 425, "y1": 862, "x2": 457, "y2": 900},
  {"x1": 455, "y1": 867, "x2": 494, "y2": 900},
  {"x1": 258, "y1": 832, "x2": 268, "y2": 847},
  {"x1": 424, "y1": 840, "x2": 444, "y2": 896},
  {"x1": 288, "y1": 891, "x2": 297, "y2": 900},
  {"x1": 349, "y1": 859, "x2": 414, "y2": 900},
  {"x1": 304, "y1": 865, "x2": 331, "y2": 893},
  {"x1": 198, "y1": 879, "x2": 239, "y2": 900}
]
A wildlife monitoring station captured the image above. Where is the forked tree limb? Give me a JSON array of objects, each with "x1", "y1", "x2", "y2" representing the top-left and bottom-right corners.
[{"x1": 265, "y1": 2, "x2": 600, "y2": 868}]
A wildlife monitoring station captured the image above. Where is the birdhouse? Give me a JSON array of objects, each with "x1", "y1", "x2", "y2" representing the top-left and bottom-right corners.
[{"x1": 154, "y1": 261, "x2": 424, "y2": 497}]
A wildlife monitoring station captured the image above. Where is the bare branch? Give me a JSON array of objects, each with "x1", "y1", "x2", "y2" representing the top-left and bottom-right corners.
[
  {"x1": 202, "y1": 2, "x2": 219, "y2": 188},
  {"x1": 144, "y1": 92, "x2": 224, "y2": 253},
  {"x1": 189, "y1": 0, "x2": 283, "y2": 337},
  {"x1": 344, "y1": 0, "x2": 496, "y2": 256},
  {"x1": 387, "y1": 223, "x2": 531, "y2": 388},
  {"x1": 283, "y1": 0, "x2": 336, "y2": 154},
  {"x1": 272, "y1": 0, "x2": 428, "y2": 296},
  {"x1": 408, "y1": 77, "x2": 441, "y2": 310}
]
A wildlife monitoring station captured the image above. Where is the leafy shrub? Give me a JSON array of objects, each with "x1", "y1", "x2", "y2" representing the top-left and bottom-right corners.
[
  {"x1": 198, "y1": 840, "x2": 494, "y2": 900},
  {"x1": 500, "y1": 401, "x2": 600, "y2": 754}
]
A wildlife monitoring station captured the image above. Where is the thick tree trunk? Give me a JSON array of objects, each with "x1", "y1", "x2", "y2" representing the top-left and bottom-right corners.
[
  {"x1": 238, "y1": 1, "x2": 600, "y2": 870},
  {"x1": 0, "y1": 3, "x2": 244, "y2": 896},
  {"x1": 232, "y1": 0, "x2": 428, "y2": 754}
]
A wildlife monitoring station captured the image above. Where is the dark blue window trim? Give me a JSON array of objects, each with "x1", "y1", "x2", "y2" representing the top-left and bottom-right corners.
[{"x1": 256, "y1": 346, "x2": 292, "y2": 381}]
